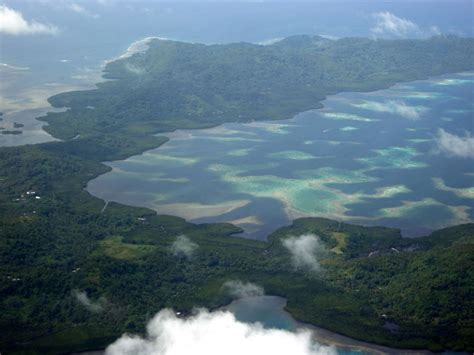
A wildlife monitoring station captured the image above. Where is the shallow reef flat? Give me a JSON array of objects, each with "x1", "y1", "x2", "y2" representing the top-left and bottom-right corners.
[
  {"x1": 431, "y1": 78, "x2": 473, "y2": 86},
  {"x1": 321, "y1": 111, "x2": 379, "y2": 122},
  {"x1": 87, "y1": 73, "x2": 474, "y2": 236},
  {"x1": 356, "y1": 146, "x2": 429, "y2": 170},
  {"x1": 432, "y1": 177, "x2": 474, "y2": 199},
  {"x1": 267, "y1": 150, "x2": 320, "y2": 160},
  {"x1": 152, "y1": 200, "x2": 252, "y2": 220}
]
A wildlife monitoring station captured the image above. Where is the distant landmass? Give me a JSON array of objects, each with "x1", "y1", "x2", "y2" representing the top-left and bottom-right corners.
[
  {"x1": 1, "y1": 35, "x2": 473, "y2": 354},
  {"x1": 43, "y1": 35, "x2": 473, "y2": 142}
]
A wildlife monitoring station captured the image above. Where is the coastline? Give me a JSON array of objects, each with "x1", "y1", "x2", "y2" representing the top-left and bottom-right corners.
[
  {"x1": 222, "y1": 295, "x2": 469, "y2": 355},
  {"x1": 69, "y1": 295, "x2": 469, "y2": 355},
  {"x1": 0, "y1": 36, "x2": 162, "y2": 148},
  {"x1": 2, "y1": 36, "x2": 473, "y2": 353},
  {"x1": 84, "y1": 65, "x2": 473, "y2": 239}
]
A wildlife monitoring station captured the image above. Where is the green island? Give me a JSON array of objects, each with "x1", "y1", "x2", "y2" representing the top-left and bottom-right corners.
[
  {"x1": 1, "y1": 130, "x2": 23, "y2": 135},
  {"x1": 1, "y1": 35, "x2": 473, "y2": 354}
]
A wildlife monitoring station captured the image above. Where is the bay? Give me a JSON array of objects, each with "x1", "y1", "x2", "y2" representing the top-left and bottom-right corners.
[{"x1": 88, "y1": 73, "x2": 474, "y2": 239}]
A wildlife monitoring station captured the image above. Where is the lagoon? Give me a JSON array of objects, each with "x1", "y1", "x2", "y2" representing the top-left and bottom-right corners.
[{"x1": 88, "y1": 73, "x2": 474, "y2": 239}]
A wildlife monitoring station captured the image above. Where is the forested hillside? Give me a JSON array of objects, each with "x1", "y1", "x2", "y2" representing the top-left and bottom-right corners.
[
  {"x1": 1, "y1": 35, "x2": 474, "y2": 354},
  {"x1": 42, "y1": 35, "x2": 474, "y2": 140}
]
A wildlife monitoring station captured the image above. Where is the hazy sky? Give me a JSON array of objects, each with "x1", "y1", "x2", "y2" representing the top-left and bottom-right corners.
[
  {"x1": 1, "y1": 1, "x2": 472, "y2": 64},
  {"x1": 2, "y1": 1, "x2": 472, "y2": 42},
  {"x1": 0, "y1": 0, "x2": 472, "y2": 114}
]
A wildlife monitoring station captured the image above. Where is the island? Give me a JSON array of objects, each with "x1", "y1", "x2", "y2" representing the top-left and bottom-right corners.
[
  {"x1": 1, "y1": 35, "x2": 473, "y2": 354},
  {"x1": 1, "y1": 130, "x2": 22, "y2": 135}
]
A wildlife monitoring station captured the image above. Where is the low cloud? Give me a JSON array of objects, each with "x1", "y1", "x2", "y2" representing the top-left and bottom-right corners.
[
  {"x1": 171, "y1": 235, "x2": 198, "y2": 258},
  {"x1": 282, "y1": 234, "x2": 326, "y2": 273},
  {"x1": 371, "y1": 12, "x2": 439, "y2": 38},
  {"x1": 0, "y1": 5, "x2": 58, "y2": 35},
  {"x1": 429, "y1": 26, "x2": 441, "y2": 36},
  {"x1": 73, "y1": 290, "x2": 105, "y2": 313},
  {"x1": 258, "y1": 37, "x2": 284, "y2": 46},
  {"x1": 436, "y1": 129, "x2": 474, "y2": 158},
  {"x1": 356, "y1": 100, "x2": 426, "y2": 120},
  {"x1": 124, "y1": 63, "x2": 145, "y2": 75},
  {"x1": 223, "y1": 280, "x2": 264, "y2": 299},
  {"x1": 105, "y1": 308, "x2": 336, "y2": 355},
  {"x1": 372, "y1": 12, "x2": 419, "y2": 37}
]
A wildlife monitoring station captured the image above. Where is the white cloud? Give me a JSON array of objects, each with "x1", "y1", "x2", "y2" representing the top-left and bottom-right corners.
[
  {"x1": 171, "y1": 235, "x2": 198, "y2": 258},
  {"x1": 371, "y1": 12, "x2": 419, "y2": 37},
  {"x1": 370, "y1": 11, "x2": 442, "y2": 38},
  {"x1": 70, "y1": 3, "x2": 86, "y2": 14},
  {"x1": 429, "y1": 26, "x2": 441, "y2": 36},
  {"x1": 0, "y1": 63, "x2": 29, "y2": 71},
  {"x1": 0, "y1": 5, "x2": 58, "y2": 35},
  {"x1": 258, "y1": 37, "x2": 284, "y2": 46},
  {"x1": 97, "y1": 0, "x2": 112, "y2": 5},
  {"x1": 223, "y1": 280, "x2": 264, "y2": 299},
  {"x1": 354, "y1": 100, "x2": 427, "y2": 120},
  {"x1": 318, "y1": 34, "x2": 339, "y2": 40},
  {"x1": 68, "y1": 3, "x2": 100, "y2": 18},
  {"x1": 105, "y1": 309, "x2": 336, "y2": 355},
  {"x1": 386, "y1": 101, "x2": 425, "y2": 119},
  {"x1": 73, "y1": 290, "x2": 105, "y2": 313},
  {"x1": 436, "y1": 129, "x2": 474, "y2": 158},
  {"x1": 282, "y1": 234, "x2": 326, "y2": 273},
  {"x1": 124, "y1": 63, "x2": 145, "y2": 75}
]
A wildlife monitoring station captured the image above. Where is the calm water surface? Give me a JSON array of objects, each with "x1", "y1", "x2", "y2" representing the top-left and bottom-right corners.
[{"x1": 88, "y1": 73, "x2": 474, "y2": 239}]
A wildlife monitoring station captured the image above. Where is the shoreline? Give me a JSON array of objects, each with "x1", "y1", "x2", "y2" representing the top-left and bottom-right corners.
[
  {"x1": 0, "y1": 36, "x2": 162, "y2": 148},
  {"x1": 84, "y1": 66, "x2": 473, "y2": 239},
  {"x1": 3, "y1": 36, "x2": 473, "y2": 353},
  {"x1": 70, "y1": 295, "x2": 467, "y2": 355},
  {"x1": 222, "y1": 295, "x2": 467, "y2": 355}
]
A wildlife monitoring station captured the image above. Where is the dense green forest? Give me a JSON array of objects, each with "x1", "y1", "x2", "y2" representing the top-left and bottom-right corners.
[
  {"x1": 1, "y1": 36, "x2": 474, "y2": 354},
  {"x1": 42, "y1": 35, "x2": 474, "y2": 140}
]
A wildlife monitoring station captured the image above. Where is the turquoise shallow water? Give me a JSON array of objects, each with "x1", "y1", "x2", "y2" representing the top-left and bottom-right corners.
[{"x1": 88, "y1": 73, "x2": 474, "y2": 239}]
